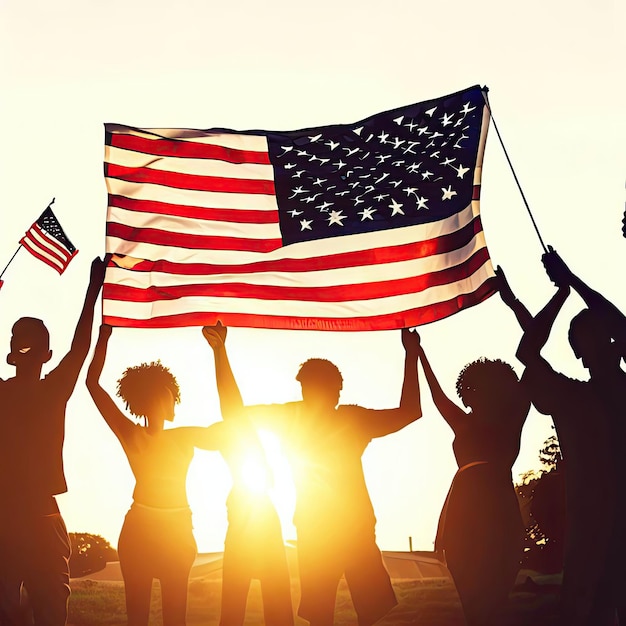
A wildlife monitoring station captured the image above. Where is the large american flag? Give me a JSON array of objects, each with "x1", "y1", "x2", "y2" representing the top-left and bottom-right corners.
[{"x1": 103, "y1": 85, "x2": 496, "y2": 330}]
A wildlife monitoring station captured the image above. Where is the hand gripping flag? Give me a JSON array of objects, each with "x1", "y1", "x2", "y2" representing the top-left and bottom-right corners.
[
  {"x1": 103, "y1": 84, "x2": 496, "y2": 330},
  {"x1": 20, "y1": 207, "x2": 79, "y2": 275}
]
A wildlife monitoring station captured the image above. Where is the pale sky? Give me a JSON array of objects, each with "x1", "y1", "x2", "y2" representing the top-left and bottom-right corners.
[{"x1": 1, "y1": 0, "x2": 624, "y2": 552}]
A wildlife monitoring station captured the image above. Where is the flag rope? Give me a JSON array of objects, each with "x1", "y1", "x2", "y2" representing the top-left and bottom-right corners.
[{"x1": 482, "y1": 88, "x2": 548, "y2": 254}]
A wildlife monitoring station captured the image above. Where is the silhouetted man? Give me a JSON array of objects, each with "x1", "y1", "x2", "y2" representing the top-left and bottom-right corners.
[
  {"x1": 202, "y1": 326, "x2": 294, "y2": 626},
  {"x1": 0, "y1": 256, "x2": 107, "y2": 626},
  {"x1": 203, "y1": 324, "x2": 421, "y2": 626},
  {"x1": 515, "y1": 248, "x2": 626, "y2": 626}
]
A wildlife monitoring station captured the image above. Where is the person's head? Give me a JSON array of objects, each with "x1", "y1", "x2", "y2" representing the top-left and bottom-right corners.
[
  {"x1": 568, "y1": 308, "x2": 617, "y2": 373},
  {"x1": 7, "y1": 317, "x2": 52, "y2": 372},
  {"x1": 456, "y1": 357, "x2": 519, "y2": 413},
  {"x1": 116, "y1": 360, "x2": 180, "y2": 425},
  {"x1": 296, "y1": 358, "x2": 343, "y2": 410}
]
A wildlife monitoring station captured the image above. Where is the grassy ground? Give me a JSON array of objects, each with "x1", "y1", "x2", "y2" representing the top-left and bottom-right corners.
[{"x1": 68, "y1": 570, "x2": 561, "y2": 626}]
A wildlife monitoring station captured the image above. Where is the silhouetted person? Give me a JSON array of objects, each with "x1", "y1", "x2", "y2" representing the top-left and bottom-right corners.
[
  {"x1": 415, "y1": 330, "x2": 530, "y2": 626},
  {"x1": 204, "y1": 324, "x2": 421, "y2": 626},
  {"x1": 202, "y1": 326, "x2": 294, "y2": 626},
  {"x1": 515, "y1": 248, "x2": 626, "y2": 626},
  {"x1": 86, "y1": 325, "x2": 231, "y2": 626},
  {"x1": 0, "y1": 256, "x2": 107, "y2": 626}
]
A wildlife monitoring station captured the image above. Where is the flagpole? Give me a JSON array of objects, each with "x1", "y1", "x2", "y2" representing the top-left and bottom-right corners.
[
  {"x1": 0, "y1": 197, "x2": 56, "y2": 284},
  {"x1": 482, "y1": 88, "x2": 549, "y2": 254}
]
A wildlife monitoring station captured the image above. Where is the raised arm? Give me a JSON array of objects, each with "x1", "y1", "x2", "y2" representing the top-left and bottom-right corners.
[
  {"x1": 543, "y1": 247, "x2": 626, "y2": 341},
  {"x1": 516, "y1": 281, "x2": 570, "y2": 366},
  {"x1": 362, "y1": 327, "x2": 422, "y2": 438},
  {"x1": 56, "y1": 255, "x2": 109, "y2": 384},
  {"x1": 415, "y1": 333, "x2": 468, "y2": 432},
  {"x1": 494, "y1": 265, "x2": 533, "y2": 331},
  {"x1": 202, "y1": 323, "x2": 244, "y2": 420},
  {"x1": 86, "y1": 324, "x2": 135, "y2": 441}
]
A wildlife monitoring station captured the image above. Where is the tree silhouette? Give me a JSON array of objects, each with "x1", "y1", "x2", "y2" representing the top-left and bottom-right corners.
[
  {"x1": 516, "y1": 433, "x2": 566, "y2": 573},
  {"x1": 69, "y1": 533, "x2": 118, "y2": 578}
]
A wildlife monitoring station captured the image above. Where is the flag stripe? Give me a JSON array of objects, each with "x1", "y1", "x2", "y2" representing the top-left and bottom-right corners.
[
  {"x1": 106, "y1": 162, "x2": 275, "y2": 195},
  {"x1": 102, "y1": 275, "x2": 497, "y2": 330},
  {"x1": 103, "y1": 246, "x2": 490, "y2": 303},
  {"x1": 107, "y1": 194, "x2": 279, "y2": 225},
  {"x1": 106, "y1": 221, "x2": 282, "y2": 253},
  {"x1": 107, "y1": 129, "x2": 272, "y2": 164},
  {"x1": 108, "y1": 215, "x2": 484, "y2": 278},
  {"x1": 28, "y1": 224, "x2": 73, "y2": 262}
]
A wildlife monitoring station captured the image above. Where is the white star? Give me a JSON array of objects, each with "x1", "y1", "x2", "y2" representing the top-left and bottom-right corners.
[
  {"x1": 403, "y1": 186, "x2": 419, "y2": 198},
  {"x1": 353, "y1": 126, "x2": 364, "y2": 135},
  {"x1": 328, "y1": 210, "x2": 347, "y2": 226},
  {"x1": 289, "y1": 186, "x2": 308, "y2": 199},
  {"x1": 374, "y1": 173, "x2": 390, "y2": 185},
  {"x1": 421, "y1": 170, "x2": 433, "y2": 180},
  {"x1": 455, "y1": 164, "x2": 470, "y2": 178},
  {"x1": 303, "y1": 193, "x2": 322, "y2": 203},
  {"x1": 288, "y1": 209, "x2": 303, "y2": 217},
  {"x1": 441, "y1": 157, "x2": 456, "y2": 166},
  {"x1": 425, "y1": 106, "x2": 437, "y2": 117},
  {"x1": 316, "y1": 201, "x2": 333, "y2": 211},
  {"x1": 296, "y1": 149, "x2": 309, "y2": 157},
  {"x1": 403, "y1": 141, "x2": 419, "y2": 155},
  {"x1": 359, "y1": 207, "x2": 377, "y2": 220},
  {"x1": 374, "y1": 193, "x2": 388, "y2": 201},
  {"x1": 308, "y1": 133, "x2": 323, "y2": 143},
  {"x1": 417, "y1": 126, "x2": 429, "y2": 135},
  {"x1": 300, "y1": 219, "x2": 313, "y2": 231},
  {"x1": 333, "y1": 160, "x2": 347, "y2": 170},
  {"x1": 284, "y1": 163, "x2": 297, "y2": 170},
  {"x1": 325, "y1": 140, "x2": 340, "y2": 151},
  {"x1": 441, "y1": 185, "x2": 457, "y2": 200},
  {"x1": 405, "y1": 120, "x2": 419, "y2": 132},
  {"x1": 460, "y1": 102, "x2": 476, "y2": 116},
  {"x1": 389, "y1": 199, "x2": 404, "y2": 215},
  {"x1": 343, "y1": 147, "x2": 360, "y2": 156},
  {"x1": 376, "y1": 154, "x2": 391, "y2": 164},
  {"x1": 389, "y1": 180, "x2": 402, "y2": 188},
  {"x1": 440, "y1": 112, "x2": 454, "y2": 127},
  {"x1": 312, "y1": 177, "x2": 327, "y2": 186},
  {"x1": 416, "y1": 196, "x2": 428, "y2": 210},
  {"x1": 392, "y1": 137, "x2": 405, "y2": 149},
  {"x1": 407, "y1": 162, "x2": 422, "y2": 174},
  {"x1": 293, "y1": 170, "x2": 305, "y2": 178},
  {"x1": 278, "y1": 145, "x2": 293, "y2": 156},
  {"x1": 393, "y1": 115, "x2": 404, "y2": 125}
]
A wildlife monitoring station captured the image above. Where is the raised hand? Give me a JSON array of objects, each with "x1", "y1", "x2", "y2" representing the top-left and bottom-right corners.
[{"x1": 202, "y1": 322, "x2": 227, "y2": 350}]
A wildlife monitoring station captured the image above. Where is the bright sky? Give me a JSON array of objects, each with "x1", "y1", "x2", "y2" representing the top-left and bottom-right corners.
[{"x1": 1, "y1": 0, "x2": 624, "y2": 553}]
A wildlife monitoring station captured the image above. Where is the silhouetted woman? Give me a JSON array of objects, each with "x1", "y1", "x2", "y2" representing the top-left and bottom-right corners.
[
  {"x1": 86, "y1": 325, "x2": 227, "y2": 626},
  {"x1": 415, "y1": 331, "x2": 530, "y2": 626}
]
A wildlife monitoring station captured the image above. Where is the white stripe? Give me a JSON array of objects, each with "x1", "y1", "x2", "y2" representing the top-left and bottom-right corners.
[
  {"x1": 102, "y1": 261, "x2": 494, "y2": 321},
  {"x1": 106, "y1": 145, "x2": 275, "y2": 180},
  {"x1": 105, "y1": 202, "x2": 480, "y2": 264},
  {"x1": 106, "y1": 124, "x2": 269, "y2": 151},
  {"x1": 107, "y1": 205, "x2": 282, "y2": 241},
  {"x1": 104, "y1": 231, "x2": 488, "y2": 290}
]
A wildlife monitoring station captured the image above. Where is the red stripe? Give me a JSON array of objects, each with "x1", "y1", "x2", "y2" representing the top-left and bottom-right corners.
[
  {"x1": 20, "y1": 240, "x2": 66, "y2": 274},
  {"x1": 472, "y1": 185, "x2": 481, "y2": 200},
  {"x1": 106, "y1": 222, "x2": 282, "y2": 253},
  {"x1": 106, "y1": 163, "x2": 276, "y2": 195},
  {"x1": 112, "y1": 216, "x2": 484, "y2": 275},
  {"x1": 108, "y1": 131, "x2": 271, "y2": 165},
  {"x1": 102, "y1": 277, "x2": 498, "y2": 331},
  {"x1": 108, "y1": 194, "x2": 279, "y2": 225},
  {"x1": 103, "y1": 248, "x2": 490, "y2": 304}
]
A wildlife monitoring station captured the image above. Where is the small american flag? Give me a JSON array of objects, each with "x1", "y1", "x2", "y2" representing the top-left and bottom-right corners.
[
  {"x1": 103, "y1": 84, "x2": 496, "y2": 330},
  {"x1": 20, "y1": 207, "x2": 78, "y2": 275}
]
